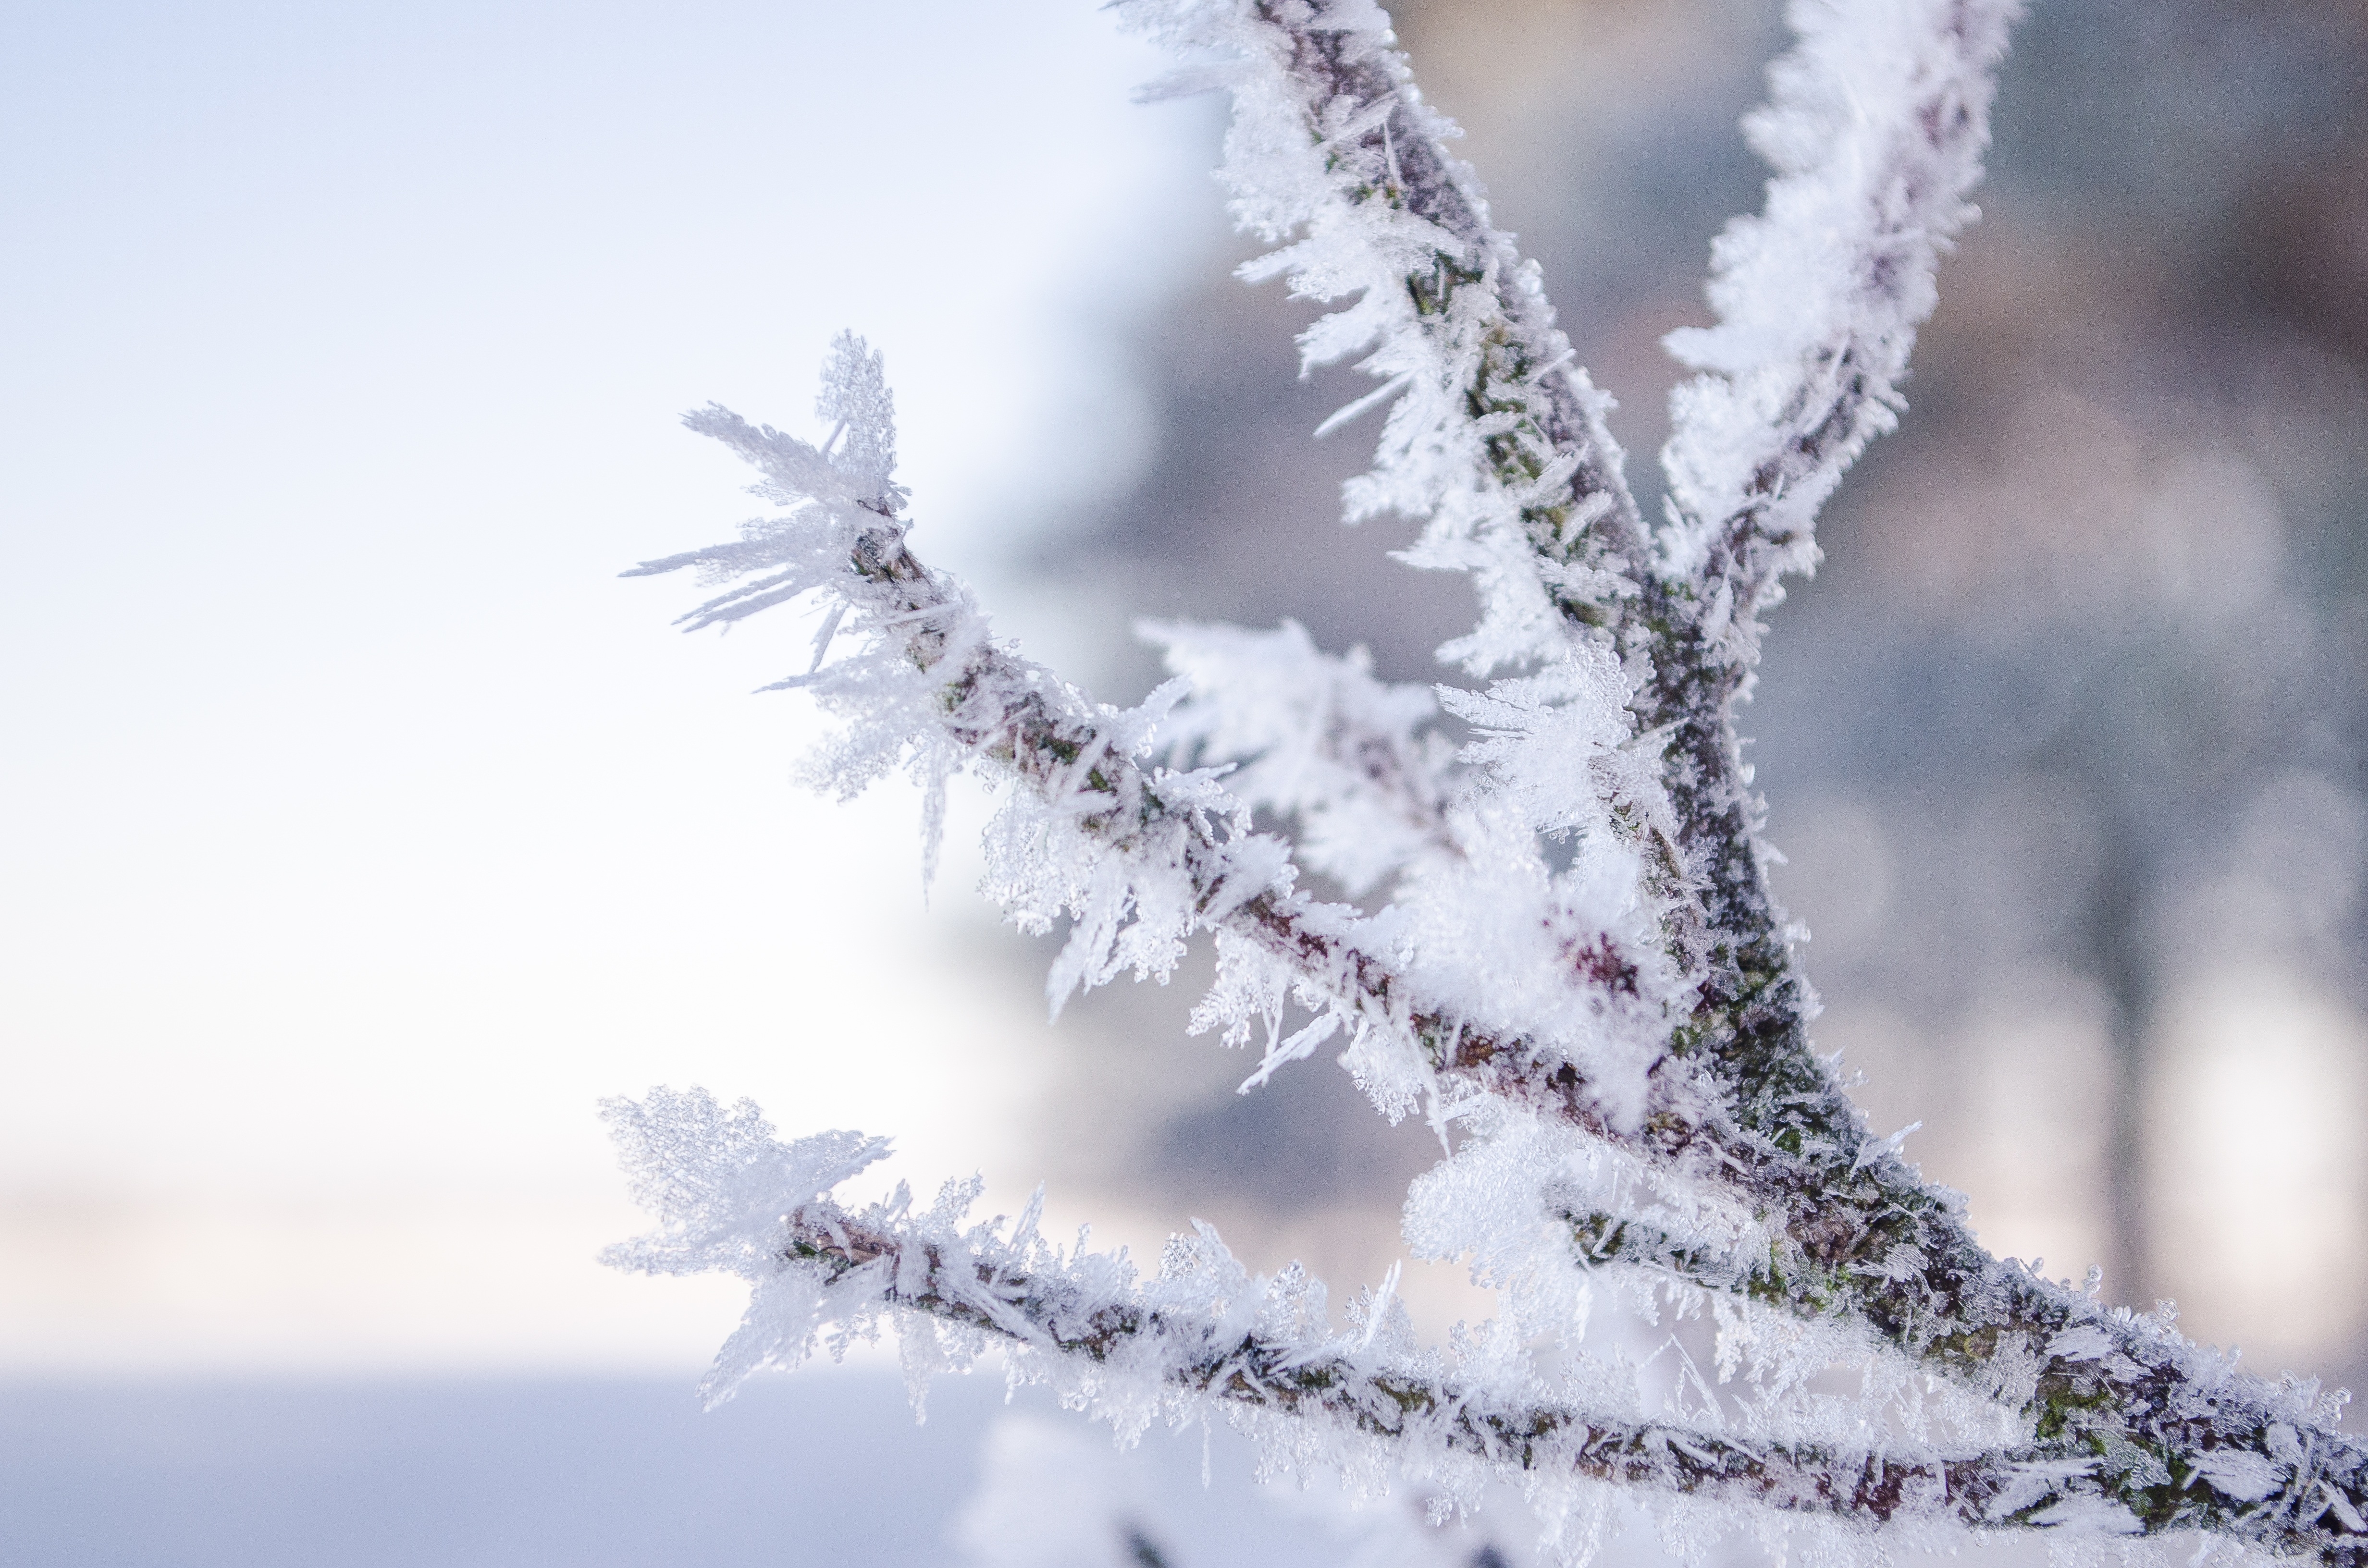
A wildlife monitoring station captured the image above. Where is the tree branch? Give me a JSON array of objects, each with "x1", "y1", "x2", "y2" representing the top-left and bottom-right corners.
[
  {"x1": 616, "y1": 4, "x2": 2368, "y2": 1559},
  {"x1": 605, "y1": 1088, "x2": 2368, "y2": 1564},
  {"x1": 634, "y1": 378, "x2": 2368, "y2": 1563}
]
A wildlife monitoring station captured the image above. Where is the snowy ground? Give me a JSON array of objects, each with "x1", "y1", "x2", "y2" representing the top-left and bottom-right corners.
[
  {"x1": 0, "y1": 1370, "x2": 1401, "y2": 1567},
  {"x1": 0, "y1": 1370, "x2": 2081, "y2": 1568}
]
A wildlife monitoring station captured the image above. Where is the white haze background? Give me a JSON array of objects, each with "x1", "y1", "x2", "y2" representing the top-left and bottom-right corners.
[
  {"x1": 0, "y1": 0, "x2": 1211, "y2": 1373},
  {"x1": 4, "y1": 0, "x2": 2361, "y2": 1467}
]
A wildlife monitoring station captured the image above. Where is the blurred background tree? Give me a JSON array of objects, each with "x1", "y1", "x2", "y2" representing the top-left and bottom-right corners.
[{"x1": 1013, "y1": 0, "x2": 2368, "y2": 1384}]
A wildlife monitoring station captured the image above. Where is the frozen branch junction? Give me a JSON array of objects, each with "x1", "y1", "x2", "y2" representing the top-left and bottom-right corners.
[{"x1": 609, "y1": 2, "x2": 2368, "y2": 1561}]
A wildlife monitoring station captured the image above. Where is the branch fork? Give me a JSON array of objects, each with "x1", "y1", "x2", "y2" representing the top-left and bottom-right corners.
[{"x1": 611, "y1": 3, "x2": 2365, "y2": 1560}]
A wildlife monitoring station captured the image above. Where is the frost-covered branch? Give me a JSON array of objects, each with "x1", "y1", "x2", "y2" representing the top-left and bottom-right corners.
[
  {"x1": 1659, "y1": 0, "x2": 2022, "y2": 648},
  {"x1": 605, "y1": 1090, "x2": 2368, "y2": 1563},
  {"x1": 612, "y1": 2, "x2": 2368, "y2": 1561},
  {"x1": 1105, "y1": 1, "x2": 2050, "y2": 1382},
  {"x1": 1555, "y1": 1179, "x2": 2368, "y2": 1558},
  {"x1": 1110, "y1": 0, "x2": 2025, "y2": 1191},
  {"x1": 1140, "y1": 619, "x2": 1454, "y2": 896},
  {"x1": 630, "y1": 338, "x2": 1677, "y2": 1119},
  {"x1": 1628, "y1": 1, "x2": 2025, "y2": 1202},
  {"x1": 1122, "y1": 0, "x2": 1649, "y2": 677}
]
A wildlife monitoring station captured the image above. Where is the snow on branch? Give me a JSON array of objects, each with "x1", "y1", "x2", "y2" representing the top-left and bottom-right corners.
[
  {"x1": 630, "y1": 339, "x2": 1679, "y2": 1125},
  {"x1": 1122, "y1": 0, "x2": 1649, "y2": 677},
  {"x1": 1138, "y1": 618, "x2": 1452, "y2": 897},
  {"x1": 607, "y1": 1089, "x2": 2368, "y2": 1562},
  {"x1": 611, "y1": 3, "x2": 2368, "y2": 1562},
  {"x1": 1659, "y1": 0, "x2": 2023, "y2": 658}
]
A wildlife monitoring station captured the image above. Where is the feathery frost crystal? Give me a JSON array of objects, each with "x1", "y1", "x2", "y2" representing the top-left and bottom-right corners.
[{"x1": 609, "y1": 2, "x2": 2368, "y2": 1563}]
